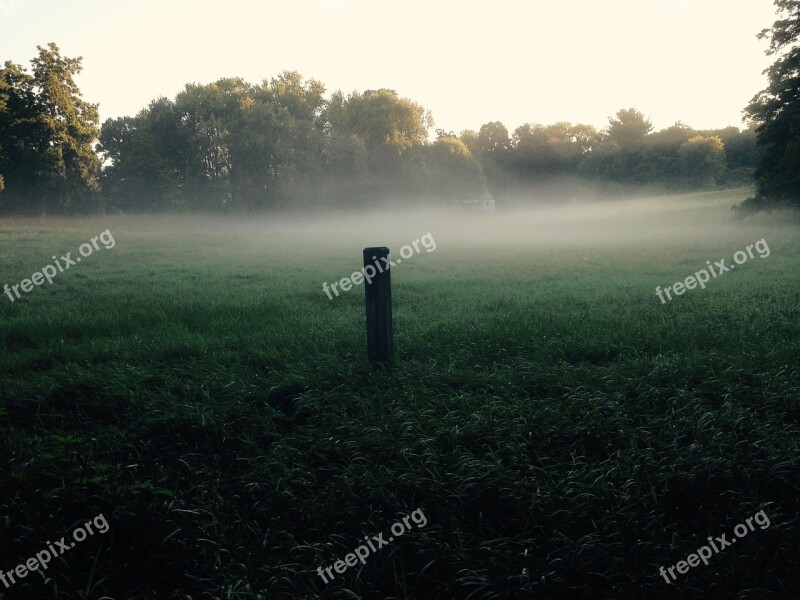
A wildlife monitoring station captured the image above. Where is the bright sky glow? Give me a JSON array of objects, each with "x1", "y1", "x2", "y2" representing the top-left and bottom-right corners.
[{"x1": 1, "y1": 0, "x2": 779, "y2": 133}]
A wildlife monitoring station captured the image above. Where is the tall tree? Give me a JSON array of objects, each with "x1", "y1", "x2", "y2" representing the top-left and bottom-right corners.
[
  {"x1": 510, "y1": 122, "x2": 598, "y2": 176},
  {"x1": 478, "y1": 121, "x2": 510, "y2": 155},
  {"x1": 459, "y1": 129, "x2": 481, "y2": 158},
  {"x1": 32, "y1": 43, "x2": 101, "y2": 212},
  {"x1": 98, "y1": 98, "x2": 187, "y2": 211},
  {"x1": 607, "y1": 108, "x2": 654, "y2": 148},
  {"x1": 424, "y1": 137, "x2": 486, "y2": 203},
  {"x1": 0, "y1": 61, "x2": 47, "y2": 211},
  {"x1": 744, "y1": 0, "x2": 800, "y2": 208},
  {"x1": 474, "y1": 121, "x2": 511, "y2": 197},
  {"x1": 0, "y1": 44, "x2": 101, "y2": 214},
  {"x1": 0, "y1": 74, "x2": 8, "y2": 192},
  {"x1": 327, "y1": 89, "x2": 431, "y2": 158},
  {"x1": 324, "y1": 88, "x2": 432, "y2": 200},
  {"x1": 678, "y1": 135, "x2": 726, "y2": 189},
  {"x1": 265, "y1": 71, "x2": 327, "y2": 204}
]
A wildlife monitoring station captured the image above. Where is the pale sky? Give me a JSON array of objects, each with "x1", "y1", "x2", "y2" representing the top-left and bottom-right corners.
[{"x1": 0, "y1": 0, "x2": 780, "y2": 134}]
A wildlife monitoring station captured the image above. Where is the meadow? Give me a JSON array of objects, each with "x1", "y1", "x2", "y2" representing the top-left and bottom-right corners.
[{"x1": 1, "y1": 188, "x2": 798, "y2": 599}]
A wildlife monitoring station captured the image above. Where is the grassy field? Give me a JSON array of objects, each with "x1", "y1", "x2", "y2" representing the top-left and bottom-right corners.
[{"x1": 1, "y1": 188, "x2": 799, "y2": 599}]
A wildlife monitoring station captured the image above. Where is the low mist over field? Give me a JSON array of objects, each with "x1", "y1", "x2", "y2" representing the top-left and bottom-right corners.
[{"x1": 5, "y1": 188, "x2": 768, "y2": 252}]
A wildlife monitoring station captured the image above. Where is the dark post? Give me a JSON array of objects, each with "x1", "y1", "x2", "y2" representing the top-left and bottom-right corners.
[{"x1": 363, "y1": 247, "x2": 393, "y2": 365}]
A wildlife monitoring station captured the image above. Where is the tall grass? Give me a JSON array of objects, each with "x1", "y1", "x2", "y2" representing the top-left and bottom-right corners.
[{"x1": 1, "y1": 189, "x2": 798, "y2": 599}]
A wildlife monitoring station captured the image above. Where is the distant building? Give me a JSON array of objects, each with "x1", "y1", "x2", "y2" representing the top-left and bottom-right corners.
[
  {"x1": 454, "y1": 189, "x2": 496, "y2": 212},
  {"x1": 478, "y1": 190, "x2": 496, "y2": 212}
]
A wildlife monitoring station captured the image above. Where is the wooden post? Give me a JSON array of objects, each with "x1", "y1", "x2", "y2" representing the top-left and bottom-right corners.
[{"x1": 363, "y1": 247, "x2": 393, "y2": 365}]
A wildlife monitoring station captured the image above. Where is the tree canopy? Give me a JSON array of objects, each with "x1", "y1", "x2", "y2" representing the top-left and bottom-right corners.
[
  {"x1": 607, "y1": 108, "x2": 654, "y2": 149},
  {"x1": 745, "y1": 0, "x2": 800, "y2": 209}
]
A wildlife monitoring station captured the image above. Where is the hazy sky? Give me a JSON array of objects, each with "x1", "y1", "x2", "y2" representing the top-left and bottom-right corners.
[{"x1": 1, "y1": 0, "x2": 780, "y2": 134}]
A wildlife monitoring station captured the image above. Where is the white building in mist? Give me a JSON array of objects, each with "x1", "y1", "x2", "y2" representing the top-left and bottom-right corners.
[
  {"x1": 478, "y1": 190, "x2": 496, "y2": 212},
  {"x1": 454, "y1": 189, "x2": 496, "y2": 212}
]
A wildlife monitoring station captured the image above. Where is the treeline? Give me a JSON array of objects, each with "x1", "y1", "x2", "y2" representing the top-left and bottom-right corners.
[
  {"x1": 0, "y1": 44, "x2": 762, "y2": 215},
  {"x1": 458, "y1": 112, "x2": 761, "y2": 200},
  {"x1": 96, "y1": 75, "x2": 486, "y2": 211}
]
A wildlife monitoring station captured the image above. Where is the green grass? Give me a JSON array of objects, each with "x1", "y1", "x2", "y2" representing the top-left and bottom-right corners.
[{"x1": 1, "y1": 188, "x2": 799, "y2": 599}]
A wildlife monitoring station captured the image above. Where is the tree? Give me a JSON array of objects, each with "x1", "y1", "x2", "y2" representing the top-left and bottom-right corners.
[
  {"x1": 607, "y1": 108, "x2": 654, "y2": 148},
  {"x1": 99, "y1": 99, "x2": 187, "y2": 211},
  {"x1": 459, "y1": 129, "x2": 480, "y2": 158},
  {"x1": 327, "y1": 88, "x2": 431, "y2": 158},
  {"x1": 424, "y1": 137, "x2": 486, "y2": 203},
  {"x1": 264, "y1": 72, "x2": 327, "y2": 205},
  {"x1": 225, "y1": 90, "x2": 282, "y2": 209},
  {"x1": 32, "y1": 43, "x2": 101, "y2": 212},
  {"x1": 472, "y1": 121, "x2": 511, "y2": 196},
  {"x1": 0, "y1": 60, "x2": 50, "y2": 212},
  {"x1": 510, "y1": 122, "x2": 598, "y2": 176},
  {"x1": 639, "y1": 122, "x2": 696, "y2": 186},
  {"x1": 324, "y1": 88, "x2": 432, "y2": 200},
  {"x1": 570, "y1": 123, "x2": 600, "y2": 154},
  {"x1": 0, "y1": 75, "x2": 8, "y2": 192},
  {"x1": 0, "y1": 44, "x2": 101, "y2": 214},
  {"x1": 648, "y1": 121, "x2": 695, "y2": 148},
  {"x1": 678, "y1": 135, "x2": 726, "y2": 189},
  {"x1": 478, "y1": 121, "x2": 509, "y2": 155},
  {"x1": 174, "y1": 81, "x2": 238, "y2": 209},
  {"x1": 744, "y1": 0, "x2": 800, "y2": 209}
]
